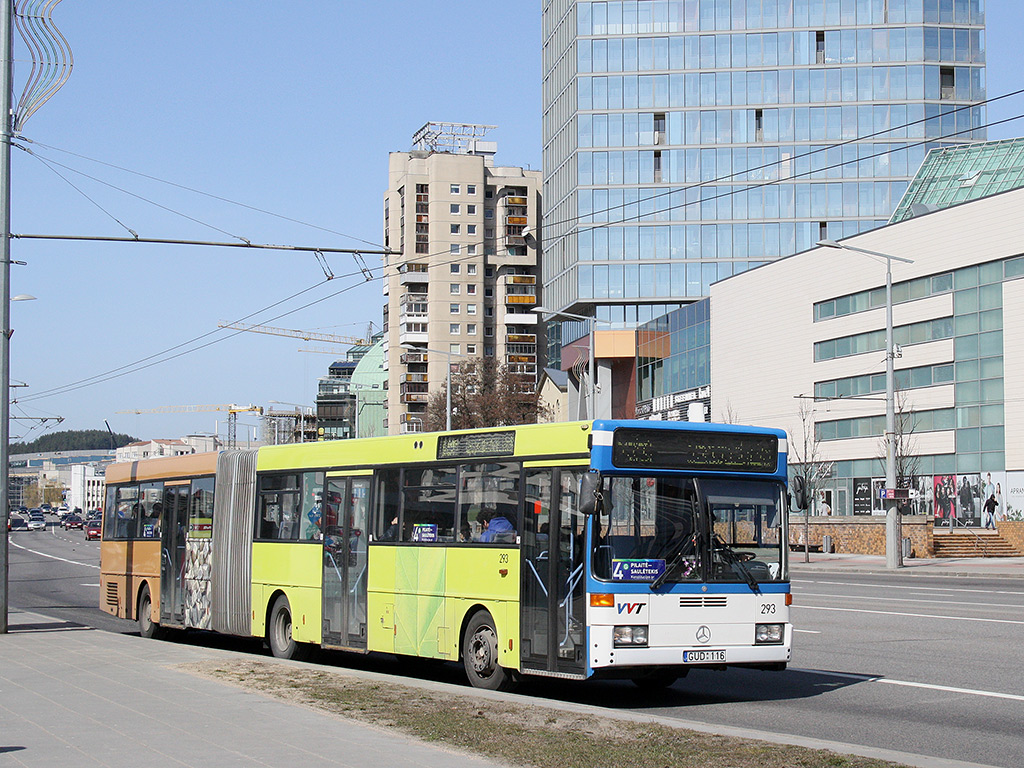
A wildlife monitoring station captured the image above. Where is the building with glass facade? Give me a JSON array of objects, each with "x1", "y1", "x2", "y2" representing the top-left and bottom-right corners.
[
  {"x1": 541, "y1": 0, "x2": 987, "y2": 340},
  {"x1": 708, "y1": 187, "x2": 1024, "y2": 520}
]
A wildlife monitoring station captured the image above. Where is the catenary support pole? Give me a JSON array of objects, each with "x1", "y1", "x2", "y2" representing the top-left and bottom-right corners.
[{"x1": 1, "y1": 0, "x2": 15, "y2": 634}]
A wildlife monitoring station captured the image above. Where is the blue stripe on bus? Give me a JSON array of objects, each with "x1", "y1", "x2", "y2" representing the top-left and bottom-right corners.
[{"x1": 585, "y1": 578, "x2": 790, "y2": 595}]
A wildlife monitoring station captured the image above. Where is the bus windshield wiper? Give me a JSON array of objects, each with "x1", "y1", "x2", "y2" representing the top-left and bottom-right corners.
[
  {"x1": 732, "y1": 557, "x2": 761, "y2": 593},
  {"x1": 714, "y1": 534, "x2": 760, "y2": 593},
  {"x1": 651, "y1": 536, "x2": 696, "y2": 591}
]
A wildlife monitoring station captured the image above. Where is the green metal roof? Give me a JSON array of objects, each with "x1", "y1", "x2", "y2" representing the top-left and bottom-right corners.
[{"x1": 890, "y1": 138, "x2": 1024, "y2": 224}]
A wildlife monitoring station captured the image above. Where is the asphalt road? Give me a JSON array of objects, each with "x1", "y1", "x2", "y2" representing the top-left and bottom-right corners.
[{"x1": 7, "y1": 529, "x2": 1023, "y2": 768}]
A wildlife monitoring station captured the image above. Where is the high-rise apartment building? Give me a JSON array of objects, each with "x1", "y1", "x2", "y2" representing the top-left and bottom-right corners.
[
  {"x1": 542, "y1": 0, "x2": 987, "y2": 335},
  {"x1": 382, "y1": 124, "x2": 542, "y2": 433}
]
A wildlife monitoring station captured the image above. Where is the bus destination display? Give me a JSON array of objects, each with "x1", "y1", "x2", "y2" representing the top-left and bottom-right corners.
[
  {"x1": 612, "y1": 428, "x2": 778, "y2": 473},
  {"x1": 436, "y1": 431, "x2": 516, "y2": 461}
]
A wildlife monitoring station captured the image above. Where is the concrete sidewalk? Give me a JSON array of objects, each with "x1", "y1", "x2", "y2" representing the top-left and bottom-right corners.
[
  {"x1": 790, "y1": 551, "x2": 1024, "y2": 578},
  {"x1": 0, "y1": 608, "x2": 503, "y2": 768}
]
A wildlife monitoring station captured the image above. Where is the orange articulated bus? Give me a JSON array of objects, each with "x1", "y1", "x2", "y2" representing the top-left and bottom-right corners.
[{"x1": 100, "y1": 453, "x2": 217, "y2": 637}]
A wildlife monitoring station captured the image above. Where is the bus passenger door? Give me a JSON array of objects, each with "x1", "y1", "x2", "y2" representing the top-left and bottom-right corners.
[
  {"x1": 159, "y1": 484, "x2": 189, "y2": 626},
  {"x1": 322, "y1": 477, "x2": 369, "y2": 650},
  {"x1": 520, "y1": 468, "x2": 586, "y2": 676}
]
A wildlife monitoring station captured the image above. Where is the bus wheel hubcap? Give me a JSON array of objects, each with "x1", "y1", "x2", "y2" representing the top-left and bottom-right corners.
[{"x1": 470, "y1": 628, "x2": 497, "y2": 675}]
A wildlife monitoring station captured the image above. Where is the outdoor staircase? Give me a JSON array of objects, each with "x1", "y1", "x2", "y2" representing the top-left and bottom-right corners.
[{"x1": 933, "y1": 530, "x2": 1021, "y2": 558}]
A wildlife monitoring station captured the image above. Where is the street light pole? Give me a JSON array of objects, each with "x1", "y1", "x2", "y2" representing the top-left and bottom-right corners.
[
  {"x1": 818, "y1": 239, "x2": 914, "y2": 569},
  {"x1": 533, "y1": 306, "x2": 597, "y2": 420},
  {"x1": 0, "y1": 0, "x2": 14, "y2": 634}
]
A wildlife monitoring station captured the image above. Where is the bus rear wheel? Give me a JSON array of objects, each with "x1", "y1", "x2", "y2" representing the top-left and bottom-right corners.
[
  {"x1": 267, "y1": 595, "x2": 309, "y2": 661},
  {"x1": 137, "y1": 584, "x2": 162, "y2": 639},
  {"x1": 462, "y1": 610, "x2": 517, "y2": 691}
]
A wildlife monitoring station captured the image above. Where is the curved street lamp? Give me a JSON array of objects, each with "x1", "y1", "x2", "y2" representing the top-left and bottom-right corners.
[
  {"x1": 533, "y1": 306, "x2": 600, "y2": 419},
  {"x1": 818, "y1": 239, "x2": 914, "y2": 570}
]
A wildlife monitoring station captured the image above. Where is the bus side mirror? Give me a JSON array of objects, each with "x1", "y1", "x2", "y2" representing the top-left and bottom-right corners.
[
  {"x1": 791, "y1": 476, "x2": 809, "y2": 511},
  {"x1": 579, "y1": 471, "x2": 603, "y2": 516}
]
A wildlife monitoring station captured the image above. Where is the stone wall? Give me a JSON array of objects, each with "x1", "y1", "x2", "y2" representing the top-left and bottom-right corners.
[
  {"x1": 789, "y1": 515, "x2": 934, "y2": 558},
  {"x1": 998, "y1": 520, "x2": 1024, "y2": 554}
]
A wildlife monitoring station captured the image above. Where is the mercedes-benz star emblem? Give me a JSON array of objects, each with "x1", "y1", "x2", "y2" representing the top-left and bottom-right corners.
[{"x1": 696, "y1": 625, "x2": 711, "y2": 644}]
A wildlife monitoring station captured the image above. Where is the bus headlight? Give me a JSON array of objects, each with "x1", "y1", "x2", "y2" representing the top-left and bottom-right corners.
[
  {"x1": 613, "y1": 625, "x2": 649, "y2": 647},
  {"x1": 755, "y1": 623, "x2": 784, "y2": 644}
]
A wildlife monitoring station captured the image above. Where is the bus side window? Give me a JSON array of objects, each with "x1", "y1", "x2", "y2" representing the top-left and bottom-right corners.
[
  {"x1": 459, "y1": 462, "x2": 520, "y2": 544},
  {"x1": 257, "y1": 474, "x2": 302, "y2": 541},
  {"x1": 375, "y1": 469, "x2": 401, "y2": 541},
  {"x1": 402, "y1": 467, "x2": 456, "y2": 542}
]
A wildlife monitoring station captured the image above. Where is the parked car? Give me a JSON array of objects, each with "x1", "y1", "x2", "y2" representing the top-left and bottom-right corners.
[
  {"x1": 27, "y1": 510, "x2": 45, "y2": 531},
  {"x1": 63, "y1": 514, "x2": 84, "y2": 530},
  {"x1": 84, "y1": 520, "x2": 101, "y2": 541}
]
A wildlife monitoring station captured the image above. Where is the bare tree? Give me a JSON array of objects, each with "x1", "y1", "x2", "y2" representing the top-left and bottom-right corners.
[
  {"x1": 880, "y1": 386, "x2": 921, "y2": 493},
  {"x1": 718, "y1": 401, "x2": 739, "y2": 424},
  {"x1": 788, "y1": 398, "x2": 830, "y2": 562},
  {"x1": 425, "y1": 357, "x2": 550, "y2": 432},
  {"x1": 876, "y1": 386, "x2": 921, "y2": 560}
]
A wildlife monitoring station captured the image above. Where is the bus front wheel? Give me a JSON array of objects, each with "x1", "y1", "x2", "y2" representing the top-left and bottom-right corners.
[
  {"x1": 462, "y1": 610, "x2": 517, "y2": 691},
  {"x1": 137, "y1": 584, "x2": 162, "y2": 639},
  {"x1": 267, "y1": 595, "x2": 309, "y2": 661}
]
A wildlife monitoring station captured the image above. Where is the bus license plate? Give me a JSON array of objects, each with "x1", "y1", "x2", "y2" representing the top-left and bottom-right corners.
[{"x1": 683, "y1": 649, "x2": 725, "y2": 663}]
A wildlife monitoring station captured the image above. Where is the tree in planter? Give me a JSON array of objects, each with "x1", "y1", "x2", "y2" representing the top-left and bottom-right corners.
[
  {"x1": 876, "y1": 386, "x2": 922, "y2": 560},
  {"x1": 788, "y1": 398, "x2": 830, "y2": 562},
  {"x1": 424, "y1": 357, "x2": 550, "y2": 432},
  {"x1": 879, "y1": 386, "x2": 921, "y2": 506}
]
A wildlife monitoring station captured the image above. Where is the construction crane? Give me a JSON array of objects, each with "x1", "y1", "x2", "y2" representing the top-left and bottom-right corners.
[
  {"x1": 116, "y1": 404, "x2": 264, "y2": 449},
  {"x1": 218, "y1": 322, "x2": 370, "y2": 347}
]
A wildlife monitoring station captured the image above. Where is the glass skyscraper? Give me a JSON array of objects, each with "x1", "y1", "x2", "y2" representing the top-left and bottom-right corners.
[{"x1": 541, "y1": 0, "x2": 987, "y2": 334}]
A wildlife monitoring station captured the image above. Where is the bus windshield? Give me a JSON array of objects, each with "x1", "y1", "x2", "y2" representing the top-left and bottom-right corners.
[{"x1": 592, "y1": 476, "x2": 787, "y2": 586}]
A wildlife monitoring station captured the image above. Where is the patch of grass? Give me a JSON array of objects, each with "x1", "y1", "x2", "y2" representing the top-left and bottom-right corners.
[{"x1": 190, "y1": 660, "x2": 907, "y2": 768}]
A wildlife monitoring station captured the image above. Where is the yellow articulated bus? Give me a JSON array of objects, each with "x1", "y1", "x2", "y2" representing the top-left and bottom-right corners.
[{"x1": 100, "y1": 419, "x2": 793, "y2": 690}]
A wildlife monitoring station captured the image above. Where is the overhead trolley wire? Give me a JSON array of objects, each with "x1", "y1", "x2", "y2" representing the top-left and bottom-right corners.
[{"x1": 15, "y1": 137, "x2": 388, "y2": 251}]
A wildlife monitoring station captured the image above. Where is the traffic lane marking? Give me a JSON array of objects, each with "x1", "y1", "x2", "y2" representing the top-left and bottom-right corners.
[
  {"x1": 795, "y1": 604, "x2": 1024, "y2": 625},
  {"x1": 793, "y1": 578, "x2": 1024, "y2": 597},
  {"x1": 797, "y1": 591, "x2": 1023, "y2": 610},
  {"x1": 791, "y1": 667, "x2": 1024, "y2": 702},
  {"x1": 9, "y1": 539, "x2": 100, "y2": 569}
]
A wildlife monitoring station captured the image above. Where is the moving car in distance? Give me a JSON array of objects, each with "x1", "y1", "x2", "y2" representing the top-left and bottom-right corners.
[
  {"x1": 27, "y1": 509, "x2": 45, "y2": 531},
  {"x1": 63, "y1": 514, "x2": 84, "y2": 530},
  {"x1": 85, "y1": 520, "x2": 101, "y2": 540}
]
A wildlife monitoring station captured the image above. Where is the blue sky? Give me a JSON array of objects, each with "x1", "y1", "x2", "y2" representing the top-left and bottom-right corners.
[{"x1": 8, "y1": 2, "x2": 1024, "y2": 444}]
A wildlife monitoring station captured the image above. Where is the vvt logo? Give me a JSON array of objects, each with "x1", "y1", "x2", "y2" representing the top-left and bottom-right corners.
[{"x1": 617, "y1": 602, "x2": 644, "y2": 615}]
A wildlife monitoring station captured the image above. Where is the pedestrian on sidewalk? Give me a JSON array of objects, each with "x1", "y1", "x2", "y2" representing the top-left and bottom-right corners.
[{"x1": 983, "y1": 493, "x2": 998, "y2": 530}]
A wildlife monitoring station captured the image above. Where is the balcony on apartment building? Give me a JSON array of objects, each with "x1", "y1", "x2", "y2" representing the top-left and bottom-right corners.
[
  {"x1": 399, "y1": 324, "x2": 429, "y2": 345},
  {"x1": 399, "y1": 412, "x2": 424, "y2": 434},
  {"x1": 504, "y1": 290, "x2": 536, "y2": 307},
  {"x1": 399, "y1": 263, "x2": 429, "y2": 285},
  {"x1": 506, "y1": 333, "x2": 537, "y2": 345},
  {"x1": 400, "y1": 350, "x2": 428, "y2": 365},
  {"x1": 399, "y1": 381, "x2": 430, "y2": 404}
]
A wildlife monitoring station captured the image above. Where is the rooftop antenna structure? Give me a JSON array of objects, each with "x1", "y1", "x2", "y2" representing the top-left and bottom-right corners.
[
  {"x1": 411, "y1": 122, "x2": 497, "y2": 155},
  {"x1": 12, "y1": 0, "x2": 73, "y2": 133}
]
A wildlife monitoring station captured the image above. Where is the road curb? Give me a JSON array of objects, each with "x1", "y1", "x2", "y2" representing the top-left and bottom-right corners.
[{"x1": 791, "y1": 565, "x2": 1024, "y2": 580}]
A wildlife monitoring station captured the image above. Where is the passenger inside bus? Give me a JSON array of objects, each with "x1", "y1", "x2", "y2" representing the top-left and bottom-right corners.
[{"x1": 478, "y1": 507, "x2": 516, "y2": 543}]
